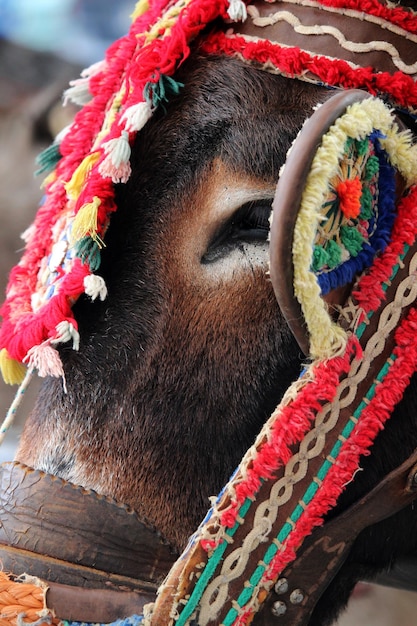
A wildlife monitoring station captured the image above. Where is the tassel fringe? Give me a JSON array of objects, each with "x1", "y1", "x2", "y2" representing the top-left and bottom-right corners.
[{"x1": 0, "y1": 349, "x2": 26, "y2": 385}]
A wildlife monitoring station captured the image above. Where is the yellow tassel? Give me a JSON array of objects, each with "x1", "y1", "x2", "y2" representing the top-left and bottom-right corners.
[
  {"x1": 65, "y1": 152, "x2": 100, "y2": 200},
  {"x1": 40, "y1": 170, "x2": 57, "y2": 189},
  {"x1": 131, "y1": 0, "x2": 150, "y2": 19},
  {"x1": 70, "y1": 196, "x2": 101, "y2": 244},
  {"x1": 0, "y1": 349, "x2": 26, "y2": 385}
]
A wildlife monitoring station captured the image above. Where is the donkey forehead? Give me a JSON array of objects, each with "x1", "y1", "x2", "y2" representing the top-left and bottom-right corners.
[{"x1": 125, "y1": 57, "x2": 329, "y2": 216}]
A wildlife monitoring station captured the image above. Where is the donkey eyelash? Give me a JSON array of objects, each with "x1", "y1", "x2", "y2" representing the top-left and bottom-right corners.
[
  {"x1": 206, "y1": 199, "x2": 273, "y2": 256},
  {"x1": 230, "y1": 200, "x2": 272, "y2": 240}
]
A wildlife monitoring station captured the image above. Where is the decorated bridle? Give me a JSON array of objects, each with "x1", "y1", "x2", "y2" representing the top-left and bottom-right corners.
[{"x1": 1, "y1": 1, "x2": 417, "y2": 625}]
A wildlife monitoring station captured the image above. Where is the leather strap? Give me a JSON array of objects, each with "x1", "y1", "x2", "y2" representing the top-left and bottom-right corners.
[
  {"x1": 233, "y1": 0, "x2": 417, "y2": 78},
  {"x1": 0, "y1": 462, "x2": 177, "y2": 622},
  {"x1": 253, "y1": 448, "x2": 417, "y2": 624},
  {"x1": 2, "y1": 453, "x2": 417, "y2": 624}
]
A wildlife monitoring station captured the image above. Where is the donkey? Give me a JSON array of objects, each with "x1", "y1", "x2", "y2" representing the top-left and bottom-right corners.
[{"x1": 2, "y1": 1, "x2": 417, "y2": 625}]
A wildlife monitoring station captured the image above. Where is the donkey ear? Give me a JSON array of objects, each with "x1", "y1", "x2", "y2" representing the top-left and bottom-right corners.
[{"x1": 270, "y1": 89, "x2": 416, "y2": 359}]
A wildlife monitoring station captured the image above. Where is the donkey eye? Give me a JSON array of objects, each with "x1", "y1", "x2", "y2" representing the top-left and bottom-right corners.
[
  {"x1": 203, "y1": 199, "x2": 272, "y2": 263},
  {"x1": 229, "y1": 200, "x2": 272, "y2": 242}
]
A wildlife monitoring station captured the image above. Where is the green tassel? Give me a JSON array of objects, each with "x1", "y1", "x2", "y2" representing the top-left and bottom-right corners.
[
  {"x1": 75, "y1": 236, "x2": 102, "y2": 271},
  {"x1": 144, "y1": 74, "x2": 184, "y2": 110},
  {"x1": 35, "y1": 142, "x2": 62, "y2": 176}
]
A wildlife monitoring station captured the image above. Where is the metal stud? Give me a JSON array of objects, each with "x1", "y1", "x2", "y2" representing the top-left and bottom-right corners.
[
  {"x1": 274, "y1": 577, "x2": 289, "y2": 595},
  {"x1": 290, "y1": 589, "x2": 304, "y2": 605},
  {"x1": 271, "y1": 600, "x2": 287, "y2": 617}
]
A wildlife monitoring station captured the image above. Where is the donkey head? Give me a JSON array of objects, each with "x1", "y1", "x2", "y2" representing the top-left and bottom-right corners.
[{"x1": 2, "y1": 1, "x2": 417, "y2": 624}]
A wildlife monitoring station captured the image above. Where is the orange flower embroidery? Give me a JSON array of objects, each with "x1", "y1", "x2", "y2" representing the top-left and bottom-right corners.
[{"x1": 337, "y1": 176, "x2": 362, "y2": 219}]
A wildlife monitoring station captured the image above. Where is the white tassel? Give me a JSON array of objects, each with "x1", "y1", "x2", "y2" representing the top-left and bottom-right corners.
[
  {"x1": 102, "y1": 131, "x2": 131, "y2": 167},
  {"x1": 21, "y1": 224, "x2": 36, "y2": 244},
  {"x1": 63, "y1": 77, "x2": 92, "y2": 106},
  {"x1": 54, "y1": 123, "x2": 72, "y2": 144},
  {"x1": 121, "y1": 102, "x2": 154, "y2": 133},
  {"x1": 81, "y1": 59, "x2": 106, "y2": 78},
  {"x1": 53, "y1": 321, "x2": 80, "y2": 351},
  {"x1": 227, "y1": 0, "x2": 247, "y2": 21},
  {"x1": 84, "y1": 274, "x2": 108, "y2": 302},
  {"x1": 98, "y1": 130, "x2": 132, "y2": 183}
]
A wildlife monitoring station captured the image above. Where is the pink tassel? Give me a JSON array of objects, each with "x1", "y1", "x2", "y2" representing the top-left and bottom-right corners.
[
  {"x1": 98, "y1": 130, "x2": 132, "y2": 183},
  {"x1": 23, "y1": 342, "x2": 65, "y2": 381}
]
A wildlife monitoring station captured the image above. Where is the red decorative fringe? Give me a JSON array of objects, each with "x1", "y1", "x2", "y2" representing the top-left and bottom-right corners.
[
  {"x1": 219, "y1": 337, "x2": 359, "y2": 530},
  {"x1": 200, "y1": 33, "x2": 417, "y2": 112}
]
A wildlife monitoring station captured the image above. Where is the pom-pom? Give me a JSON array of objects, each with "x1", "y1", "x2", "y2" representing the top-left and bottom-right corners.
[
  {"x1": 337, "y1": 177, "x2": 362, "y2": 219},
  {"x1": 0, "y1": 349, "x2": 26, "y2": 385},
  {"x1": 84, "y1": 274, "x2": 108, "y2": 301},
  {"x1": 98, "y1": 130, "x2": 132, "y2": 183}
]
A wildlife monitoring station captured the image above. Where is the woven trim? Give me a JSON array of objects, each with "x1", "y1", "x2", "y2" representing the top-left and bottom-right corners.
[{"x1": 246, "y1": 1, "x2": 417, "y2": 75}]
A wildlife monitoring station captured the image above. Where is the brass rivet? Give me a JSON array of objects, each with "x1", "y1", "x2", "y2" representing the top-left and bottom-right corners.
[
  {"x1": 290, "y1": 589, "x2": 304, "y2": 605},
  {"x1": 274, "y1": 578, "x2": 289, "y2": 595},
  {"x1": 271, "y1": 600, "x2": 287, "y2": 617}
]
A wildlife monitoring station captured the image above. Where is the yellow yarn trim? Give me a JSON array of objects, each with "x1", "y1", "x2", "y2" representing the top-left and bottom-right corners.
[
  {"x1": 132, "y1": 0, "x2": 150, "y2": 20},
  {"x1": 293, "y1": 97, "x2": 406, "y2": 360},
  {"x1": 41, "y1": 170, "x2": 57, "y2": 189},
  {"x1": 379, "y1": 127, "x2": 417, "y2": 187},
  {"x1": 0, "y1": 348, "x2": 26, "y2": 385},
  {"x1": 145, "y1": 0, "x2": 194, "y2": 44},
  {"x1": 94, "y1": 88, "x2": 127, "y2": 148},
  {"x1": 70, "y1": 196, "x2": 101, "y2": 244},
  {"x1": 65, "y1": 152, "x2": 101, "y2": 200}
]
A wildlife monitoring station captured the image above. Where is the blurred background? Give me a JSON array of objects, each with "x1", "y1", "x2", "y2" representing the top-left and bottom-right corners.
[{"x1": 0, "y1": 1, "x2": 416, "y2": 623}]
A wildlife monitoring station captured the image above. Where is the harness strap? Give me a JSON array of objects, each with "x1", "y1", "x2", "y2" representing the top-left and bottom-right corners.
[
  {"x1": 0, "y1": 452, "x2": 416, "y2": 625},
  {"x1": 149, "y1": 92, "x2": 417, "y2": 625},
  {"x1": 253, "y1": 447, "x2": 417, "y2": 625}
]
